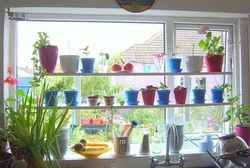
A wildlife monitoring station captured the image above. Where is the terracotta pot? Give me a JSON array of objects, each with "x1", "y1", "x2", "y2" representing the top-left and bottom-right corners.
[
  {"x1": 92, "y1": 118, "x2": 102, "y2": 124},
  {"x1": 87, "y1": 96, "x2": 99, "y2": 106},
  {"x1": 81, "y1": 118, "x2": 92, "y2": 124},
  {"x1": 234, "y1": 125, "x2": 250, "y2": 146},
  {"x1": 205, "y1": 55, "x2": 224, "y2": 72},
  {"x1": 39, "y1": 45, "x2": 58, "y2": 73}
]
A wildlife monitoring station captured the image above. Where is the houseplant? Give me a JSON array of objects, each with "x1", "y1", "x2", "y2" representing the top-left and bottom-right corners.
[
  {"x1": 222, "y1": 94, "x2": 250, "y2": 145},
  {"x1": 79, "y1": 46, "x2": 95, "y2": 73},
  {"x1": 140, "y1": 85, "x2": 158, "y2": 105},
  {"x1": 64, "y1": 88, "x2": 79, "y2": 106},
  {"x1": 173, "y1": 86, "x2": 187, "y2": 104},
  {"x1": 167, "y1": 45, "x2": 182, "y2": 72},
  {"x1": 32, "y1": 32, "x2": 58, "y2": 73},
  {"x1": 192, "y1": 85, "x2": 206, "y2": 104},
  {"x1": 1, "y1": 66, "x2": 72, "y2": 168},
  {"x1": 45, "y1": 79, "x2": 66, "y2": 106},
  {"x1": 198, "y1": 26, "x2": 225, "y2": 72},
  {"x1": 211, "y1": 83, "x2": 231, "y2": 103},
  {"x1": 125, "y1": 88, "x2": 139, "y2": 105},
  {"x1": 156, "y1": 82, "x2": 170, "y2": 105},
  {"x1": 59, "y1": 55, "x2": 80, "y2": 73}
]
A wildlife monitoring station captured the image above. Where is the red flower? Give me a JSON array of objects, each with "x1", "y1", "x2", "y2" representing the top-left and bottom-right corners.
[
  {"x1": 4, "y1": 76, "x2": 18, "y2": 85},
  {"x1": 7, "y1": 66, "x2": 13, "y2": 73}
]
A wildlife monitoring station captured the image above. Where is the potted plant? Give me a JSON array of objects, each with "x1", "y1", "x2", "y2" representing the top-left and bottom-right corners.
[
  {"x1": 0, "y1": 66, "x2": 72, "y2": 168},
  {"x1": 64, "y1": 86, "x2": 79, "y2": 106},
  {"x1": 98, "y1": 52, "x2": 110, "y2": 73},
  {"x1": 79, "y1": 46, "x2": 95, "y2": 73},
  {"x1": 173, "y1": 86, "x2": 187, "y2": 104},
  {"x1": 222, "y1": 94, "x2": 250, "y2": 145},
  {"x1": 167, "y1": 45, "x2": 182, "y2": 72},
  {"x1": 192, "y1": 85, "x2": 206, "y2": 104},
  {"x1": 87, "y1": 93, "x2": 100, "y2": 107},
  {"x1": 124, "y1": 88, "x2": 139, "y2": 105},
  {"x1": 156, "y1": 82, "x2": 170, "y2": 105},
  {"x1": 59, "y1": 55, "x2": 80, "y2": 73},
  {"x1": 91, "y1": 109, "x2": 102, "y2": 125},
  {"x1": 198, "y1": 26, "x2": 225, "y2": 72},
  {"x1": 184, "y1": 44, "x2": 204, "y2": 72},
  {"x1": 103, "y1": 95, "x2": 115, "y2": 106},
  {"x1": 45, "y1": 79, "x2": 66, "y2": 106},
  {"x1": 211, "y1": 83, "x2": 231, "y2": 103},
  {"x1": 140, "y1": 85, "x2": 158, "y2": 105},
  {"x1": 81, "y1": 111, "x2": 92, "y2": 124},
  {"x1": 32, "y1": 32, "x2": 58, "y2": 73}
]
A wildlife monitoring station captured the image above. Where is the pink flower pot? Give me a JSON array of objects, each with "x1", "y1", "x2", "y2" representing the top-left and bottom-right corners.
[
  {"x1": 39, "y1": 45, "x2": 59, "y2": 73},
  {"x1": 141, "y1": 90, "x2": 155, "y2": 105},
  {"x1": 205, "y1": 55, "x2": 224, "y2": 72},
  {"x1": 174, "y1": 89, "x2": 187, "y2": 104},
  {"x1": 234, "y1": 125, "x2": 250, "y2": 146}
]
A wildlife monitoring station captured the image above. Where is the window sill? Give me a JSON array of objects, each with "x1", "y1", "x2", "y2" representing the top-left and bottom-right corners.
[{"x1": 14, "y1": 148, "x2": 215, "y2": 168}]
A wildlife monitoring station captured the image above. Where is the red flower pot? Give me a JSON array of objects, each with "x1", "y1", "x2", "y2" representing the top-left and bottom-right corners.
[
  {"x1": 174, "y1": 89, "x2": 187, "y2": 104},
  {"x1": 141, "y1": 90, "x2": 156, "y2": 105},
  {"x1": 234, "y1": 125, "x2": 250, "y2": 146},
  {"x1": 39, "y1": 45, "x2": 58, "y2": 73},
  {"x1": 205, "y1": 55, "x2": 224, "y2": 72}
]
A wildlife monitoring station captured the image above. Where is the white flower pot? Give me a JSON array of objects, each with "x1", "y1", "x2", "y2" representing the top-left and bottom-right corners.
[
  {"x1": 59, "y1": 55, "x2": 80, "y2": 73},
  {"x1": 184, "y1": 56, "x2": 203, "y2": 72}
]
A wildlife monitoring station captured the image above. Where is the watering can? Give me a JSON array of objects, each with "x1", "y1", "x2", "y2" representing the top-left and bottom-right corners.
[{"x1": 185, "y1": 134, "x2": 219, "y2": 153}]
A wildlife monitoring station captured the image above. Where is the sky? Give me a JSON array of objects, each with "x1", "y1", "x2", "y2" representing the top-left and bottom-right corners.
[{"x1": 17, "y1": 21, "x2": 163, "y2": 68}]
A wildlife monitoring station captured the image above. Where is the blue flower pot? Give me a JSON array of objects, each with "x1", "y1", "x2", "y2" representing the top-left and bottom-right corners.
[
  {"x1": 157, "y1": 89, "x2": 170, "y2": 105},
  {"x1": 80, "y1": 58, "x2": 95, "y2": 73},
  {"x1": 211, "y1": 88, "x2": 224, "y2": 103},
  {"x1": 45, "y1": 90, "x2": 58, "y2": 106},
  {"x1": 192, "y1": 89, "x2": 206, "y2": 104},
  {"x1": 64, "y1": 90, "x2": 78, "y2": 106},
  {"x1": 167, "y1": 58, "x2": 182, "y2": 72},
  {"x1": 125, "y1": 90, "x2": 139, "y2": 105}
]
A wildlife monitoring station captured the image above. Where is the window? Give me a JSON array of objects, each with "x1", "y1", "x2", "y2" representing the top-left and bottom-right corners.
[{"x1": 12, "y1": 13, "x2": 236, "y2": 152}]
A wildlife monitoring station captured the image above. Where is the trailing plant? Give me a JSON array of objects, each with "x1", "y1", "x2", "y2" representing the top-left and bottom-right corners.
[{"x1": 198, "y1": 26, "x2": 225, "y2": 56}]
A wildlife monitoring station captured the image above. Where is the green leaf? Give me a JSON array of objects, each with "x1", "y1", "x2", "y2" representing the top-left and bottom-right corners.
[
  {"x1": 222, "y1": 115, "x2": 231, "y2": 122},
  {"x1": 198, "y1": 40, "x2": 206, "y2": 48},
  {"x1": 16, "y1": 89, "x2": 26, "y2": 96}
]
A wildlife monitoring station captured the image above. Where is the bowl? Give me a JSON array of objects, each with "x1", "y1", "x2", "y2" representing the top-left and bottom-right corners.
[
  {"x1": 216, "y1": 132, "x2": 248, "y2": 157},
  {"x1": 70, "y1": 142, "x2": 113, "y2": 159}
]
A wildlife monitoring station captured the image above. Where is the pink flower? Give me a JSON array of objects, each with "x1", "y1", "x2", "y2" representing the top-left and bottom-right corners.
[
  {"x1": 7, "y1": 66, "x2": 13, "y2": 73},
  {"x1": 153, "y1": 53, "x2": 167, "y2": 57},
  {"x1": 198, "y1": 26, "x2": 210, "y2": 35},
  {"x1": 4, "y1": 76, "x2": 18, "y2": 85}
]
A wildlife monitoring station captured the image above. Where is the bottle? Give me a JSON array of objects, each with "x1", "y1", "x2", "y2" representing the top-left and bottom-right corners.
[{"x1": 151, "y1": 127, "x2": 162, "y2": 154}]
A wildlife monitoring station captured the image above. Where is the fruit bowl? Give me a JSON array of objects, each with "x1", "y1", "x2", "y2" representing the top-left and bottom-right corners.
[{"x1": 70, "y1": 142, "x2": 113, "y2": 159}]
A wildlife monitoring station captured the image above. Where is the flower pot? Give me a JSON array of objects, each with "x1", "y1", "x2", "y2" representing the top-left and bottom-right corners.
[
  {"x1": 234, "y1": 125, "x2": 250, "y2": 146},
  {"x1": 39, "y1": 45, "x2": 58, "y2": 73},
  {"x1": 104, "y1": 96, "x2": 115, "y2": 106},
  {"x1": 80, "y1": 58, "x2": 95, "y2": 73},
  {"x1": 192, "y1": 89, "x2": 206, "y2": 104},
  {"x1": 59, "y1": 55, "x2": 80, "y2": 73},
  {"x1": 87, "y1": 96, "x2": 99, "y2": 106},
  {"x1": 205, "y1": 55, "x2": 224, "y2": 72},
  {"x1": 81, "y1": 118, "x2": 92, "y2": 124},
  {"x1": 167, "y1": 58, "x2": 182, "y2": 72},
  {"x1": 164, "y1": 124, "x2": 184, "y2": 153},
  {"x1": 211, "y1": 88, "x2": 224, "y2": 103},
  {"x1": 92, "y1": 118, "x2": 102, "y2": 124},
  {"x1": 174, "y1": 89, "x2": 187, "y2": 104},
  {"x1": 125, "y1": 90, "x2": 139, "y2": 105},
  {"x1": 157, "y1": 89, "x2": 170, "y2": 105},
  {"x1": 64, "y1": 90, "x2": 78, "y2": 106},
  {"x1": 52, "y1": 127, "x2": 69, "y2": 159},
  {"x1": 24, "y1": 153, "x2": 41, "y2": 168},
  {"x1": 45, "y1": 90, "x2": 58, "y2": 106},
  {"x1": 141, "y1": 90, "x2": 156, "y2": 105},
  {"x1": 184, "y1": 56, "x2": 203, "y2": 72},
  {"x1": 0, "y1": 151, "x2": 15, "y2": 168}
]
